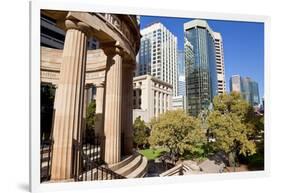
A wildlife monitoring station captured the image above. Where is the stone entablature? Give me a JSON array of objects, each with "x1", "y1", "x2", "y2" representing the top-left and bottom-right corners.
[
  {"x1": 42, "y1": 10, "x2": 140, "y2": 62},
  {"x1": 41, "y1": 47, "x2": 107, "y2": 85}
]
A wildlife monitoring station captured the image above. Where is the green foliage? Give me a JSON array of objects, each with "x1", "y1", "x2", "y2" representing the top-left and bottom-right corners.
[
  {"x1": 207, "y1": 92, "x2": 259, "y2": 159},
  {"x1": 149, "y1": 109, "x2": 206, "y2": 159},
  {"x1": 139, "y1": 148, "x2": 168, "y2": 160},
  {"x1": 133, "y1": 116, "x2": 150, "y2": 149},
  {"x1": 86, "y1": 100, "x2": 96, "y2": 129}
]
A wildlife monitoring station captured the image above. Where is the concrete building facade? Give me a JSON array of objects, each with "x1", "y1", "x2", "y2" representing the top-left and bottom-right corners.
[
  {"x1": 213, "y1": 32, "x2": 226, "y2": 94},
  {"x1": 137, "y1": 22, "x2": 178, "y2": 96},
  {"x1": 133, "y1": 75, "x2": 172, "y2": 123}
]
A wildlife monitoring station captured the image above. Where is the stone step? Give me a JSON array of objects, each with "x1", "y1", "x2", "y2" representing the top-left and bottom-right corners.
[
  {"x1": 109, "y1": 153, "x2": 138, "y2": 171},
  {"x1": 114, "y1": 155, "x2": 142, "y2": 177},
  {"x1": 126, "y1": 156, "x2": 148, "y2": 178}
]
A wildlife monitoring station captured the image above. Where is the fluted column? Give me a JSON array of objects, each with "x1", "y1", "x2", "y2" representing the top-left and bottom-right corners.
[
  {"x1": 51, "y1": 19, "x2": 90, "y2": 180},
  {"x1": 163, "y1": 93, "x2": 167, "y2": 112},
  {"x1": 155, "y1": 91, "x2": 159, "y2": 117},
  {"x1": 159, "y1": 92, "x2": 163, "y2": 114},
  {"x1": 121, "y1": 64, "x2": 134, "y2": 155},
  {"x1": 95, "y1": 82, "x2": 104, "y2": 136},
  {"x1": 102, "y1": 45, "x2": 123, "y2": 164}
]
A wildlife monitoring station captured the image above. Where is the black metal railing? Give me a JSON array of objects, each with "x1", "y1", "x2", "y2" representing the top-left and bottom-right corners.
[
  {"x1": 40, "y1": 139, "x2": 53, "y2": 182},
  {"x1": 73, "y1": 136, "x2": 126, "y2": 181}
]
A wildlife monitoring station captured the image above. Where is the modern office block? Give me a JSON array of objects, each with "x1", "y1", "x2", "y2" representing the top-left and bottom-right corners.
[
  {"x1": 230, "y1": 75, "x2": 260, "y2": 106},
  {"x1": 177, "y1": 50, "x2": 186, "y2": 96},
  {"x1": 213, "y1": 32, "x2": 226, "y2": 94},
  {"x1": 137, "y1": 22, "x2": 178, "y2": 96},
  {"x1": 184, "y1": 19, "x2": 218, "y2": 116}
]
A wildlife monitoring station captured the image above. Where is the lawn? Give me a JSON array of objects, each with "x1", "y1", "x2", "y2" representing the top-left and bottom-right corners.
[{"x1": 139, "y1": 148, "x2": 168, "y2": 160}]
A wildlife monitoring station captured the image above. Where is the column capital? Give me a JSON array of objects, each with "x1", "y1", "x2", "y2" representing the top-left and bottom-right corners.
[
  {"x1": 64, "y1": 19, "x2": 91, "y2": 36},
  {"x1": 100, "y1": 41, "x2": 125, "y2": 57}
]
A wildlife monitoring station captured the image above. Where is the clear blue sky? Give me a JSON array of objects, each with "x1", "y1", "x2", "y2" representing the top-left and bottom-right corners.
[{"x1": 140, "y1": 16, "x2": 264, "y2": 99}]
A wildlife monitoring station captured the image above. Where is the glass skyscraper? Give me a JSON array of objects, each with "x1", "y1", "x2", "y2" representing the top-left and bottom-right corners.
[
  {"x1": 184, "y1": 20, "x2": 218, "y2": 116},
  {"x1": 230, "y1": 75, "x2": 260, "y2": 106},
  {"x1": 177, "y1": 50, "x2": 186, "y2": 96}
]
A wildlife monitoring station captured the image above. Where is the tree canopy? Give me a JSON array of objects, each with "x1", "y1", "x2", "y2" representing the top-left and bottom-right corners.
[
  {"x1": 133, "y1": 116, "x2": 150, "y2": 149},
  {"x1": 149, "y1": 109, "x2": 206, "y2": 159},
  {"x1": 207, "y1": 92, "x2": 257, "y2": 157}
]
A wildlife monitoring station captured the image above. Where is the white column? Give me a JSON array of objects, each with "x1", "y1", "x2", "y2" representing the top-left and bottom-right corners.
[
  {"x1": 103, "y1": 45, "x2": 123, "y2": 164},
  {"x1": 51, "y1": 19, "x2": 90, "y2": 180}
]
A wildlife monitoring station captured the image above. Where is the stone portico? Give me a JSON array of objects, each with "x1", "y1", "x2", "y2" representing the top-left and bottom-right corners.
[{"x1": 40, "y1": 10, "x2": 141, "y2": 181}]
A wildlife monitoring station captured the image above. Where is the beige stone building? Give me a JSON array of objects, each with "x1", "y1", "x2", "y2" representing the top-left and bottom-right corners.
[
  {"x1": 40, "y1": 10, "x2": 148, "y2": 182},
  {"x1": 133, "y1": 75, "x2": 172, "y2": 123}
]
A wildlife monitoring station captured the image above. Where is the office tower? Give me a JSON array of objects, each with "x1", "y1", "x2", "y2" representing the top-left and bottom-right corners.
[
  {"x1": 213, "y1": 32, "x2": 226, "y2": 94},
  {"x1": 184, "y1": 19, "x2": 218, "y2": 116},
  {"x1": 230, "y1": 75, "x2": 260, "y2": 106},
  {"x1": 177, "y1": 50, "x2": 186, "y2": 96},
  {"x1": 138, "y1": 22, "x2": 178, "y2": 96}
]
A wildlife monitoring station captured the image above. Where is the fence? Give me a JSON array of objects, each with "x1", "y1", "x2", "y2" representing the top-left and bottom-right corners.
[
  {"x1": 40, "y1": 139, "x2": 53, "y2": 182},
  {"x1": 73, "y1": 136, "x2": 126, "y2": 181}
]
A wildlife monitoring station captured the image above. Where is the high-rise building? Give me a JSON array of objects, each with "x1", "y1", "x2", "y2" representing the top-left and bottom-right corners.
[
  {"x1": 184, "y1": 19, "x2": 218, "y2": 116},
  {"x1": 177, "y1": 50, "x2": 186, "y2": 96},
  {"x1": 137, "y1": 22, "x2": 178, "y2": 96},
  {"x1": 213, "y1": 32, "x2": 226, "y2": 94},
  {"x1": 230, "y1": 75, "x2": 260, "y2": 106}
]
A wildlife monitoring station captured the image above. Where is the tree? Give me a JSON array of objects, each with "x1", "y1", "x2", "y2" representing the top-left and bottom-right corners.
[
  {"x1": 207, "y1": 92, "x2": 258, "y2": 169},
  {"x1": 86, "y1": 100, "x2": 96, "y2": 129},
  {"x1": 133, "y1": 116, "x2": 149, "y2": 149},
  {"x1": 149, "y1": 110, "x2": 206, "y2": 160},
  {"x1": 84, "y1": 100, "x2": 96, "y2": 144}
]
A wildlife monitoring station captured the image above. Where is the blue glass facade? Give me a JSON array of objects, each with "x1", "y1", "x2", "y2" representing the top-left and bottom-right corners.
[
  {"x1": 241, "y1": 77, "x2": 260, "y2": 106},
  {"x1": 178, "y1": 50, "x2": 186, "y2": 96},
  {"x1": 185, "y1": 26, "x2": 218, "y2": 116},
  {"x1": 138, "y1": 38, "x2": 151, "y2": 75},
  {"x1": 229, "y1": 75, "x2": 260, "y2": 106}
]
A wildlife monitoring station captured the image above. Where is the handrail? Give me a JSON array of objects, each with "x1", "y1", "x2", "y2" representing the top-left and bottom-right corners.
[{"x1": 73, "y1": 137, "x2": 126, "y2": 181}]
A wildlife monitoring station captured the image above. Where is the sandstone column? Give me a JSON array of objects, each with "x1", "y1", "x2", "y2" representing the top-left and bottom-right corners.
[
  {"x1": 159, "y1": 92, "x2": 163, "y2": 114},
  {"x1": 163, "y1": 93, "x2": 167, "y2": 112},
  {"x1": 95, "y1": 82, "x2": 104, "y2": 136},
  {"x1": 51, "y1": 19, "x2": 90, "y2": 180},
  {"x1": 121, "y1": 64, "x2": 134, "y2": 155},
  {"x1": 155, "y1": 91, "x2": 159, "y2": 117},
  {"x1": 102, "y1": 45, "x2": 123, "y2": 164}
]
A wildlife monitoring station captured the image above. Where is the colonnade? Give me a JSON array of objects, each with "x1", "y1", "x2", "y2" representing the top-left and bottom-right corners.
[{"x1": 50, "y1": 18, "x2": 135, "y2": 180}]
